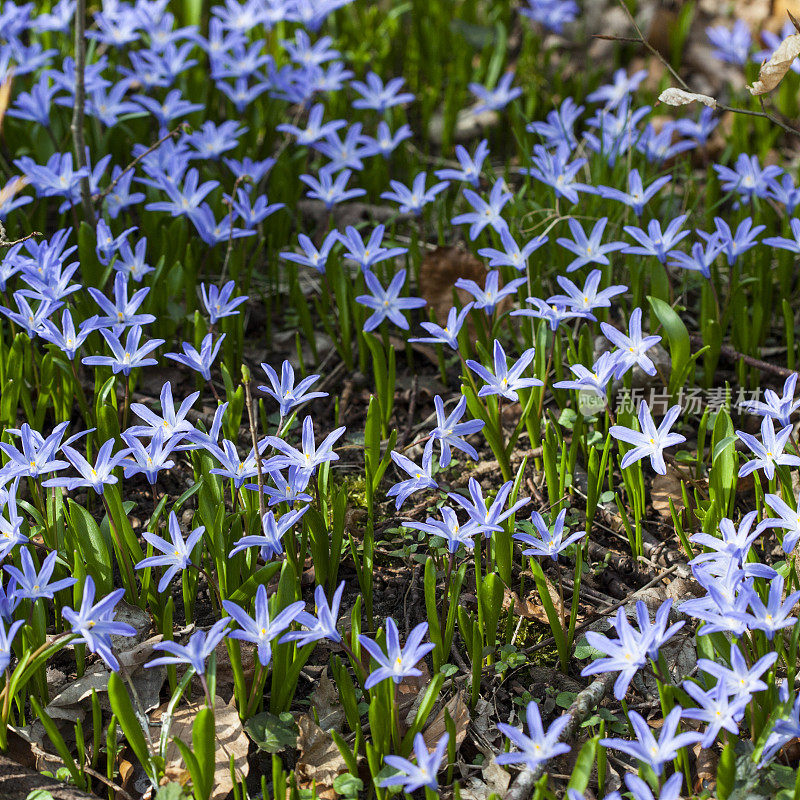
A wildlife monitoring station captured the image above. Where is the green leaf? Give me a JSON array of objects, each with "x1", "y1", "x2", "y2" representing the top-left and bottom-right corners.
[
  {"x1": 155, "y1": 784, "x2": 189, "y2": 800},
  {"x1": 333, "y1": 773, "x2": 364, "y2": 798},
  {"x1": 567, "y1": 736, "x2": 598, "y2": 794},
  {"x1": 192, "y1": 707, "x2": 215, "y2": 800},
  {"x1": 647, "y1": 296, "x2": 691, "y2": 396},
  {"x1": 245, "y1": 711, "x2": 298, "y2": 754},
  {"x1": 67, "y1": 500, "x2": 113, "y2": 595},
  {"x1": 108, "y1": 672, "x2": 155, "y2": 784},
  {"x1": 716, "y1": 740, "x2": 736, "y2": 800},
  {"x1": 26, "y1": 790, "x2": 57, "y2": 800}
]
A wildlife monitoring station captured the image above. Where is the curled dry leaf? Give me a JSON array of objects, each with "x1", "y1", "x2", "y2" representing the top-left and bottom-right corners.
[
  {"x1": 154, "y1": 696, "x2": 249, "y2": 800},
  {"x1": 748, "y1": 32, "x2": 800, "y2": 94},
  {"x1": 310, "y1": 668, "x2": 346, "y2": 733},
  {"x1": 295, "y1": 714, "x2": 348, "y2": 799},
  {"x1": 423, "y1": 691, "x2": 469, "y2": 751},
  {"x1": 658, "y1": 88, "x2": 717, "y2": 108}
]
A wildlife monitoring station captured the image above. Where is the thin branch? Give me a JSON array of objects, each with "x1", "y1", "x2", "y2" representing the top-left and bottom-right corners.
[
  {"x1": 93, "y1": 122, "x2": 189, "y2": 204},
  {"x1": 0, "y1": 220, "x2": 41, "y2": 248},
  {"x1": 603, "y1": 0, "x2": 800, "y2": 139},
  {"x1": 70, "y1": 0, "x2": 95, "y2": 225},
  {"x1": 503, "y1": 673, "x2": 616, "y2": 800}
]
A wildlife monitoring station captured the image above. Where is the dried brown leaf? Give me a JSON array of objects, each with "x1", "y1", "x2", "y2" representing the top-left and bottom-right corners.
[
  {"x1": 158, "y1": 697, "x2": 249, "y2": 800},
  {"x1": 423, "y1": 691, "x2": 469, "y2": 751},
  {"x1": 311, "y1": 668, "x2": 345, "y2": 733},
  {"x1": 658, "y1": 88, "x2": 717, "y2": 108},
  {"x1": 749, "y1": 32, "x2": 800, "y2": 94},
  {"x1": 295, "y1": 714, "x2": 348, "y2": 799}
]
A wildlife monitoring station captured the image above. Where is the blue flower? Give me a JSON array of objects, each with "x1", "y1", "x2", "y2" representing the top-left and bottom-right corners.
[
  {"x1": 229, "y1": 507, "x2": 308, "y2": 561},
  {"x1": 121, "y1": 430, "x2": 177, "y2": 485},
  {"x1": 337, "y1": 224, "x2": 408, "y2": 272},
  {"x1": 136, "y1": 511, "x2": 205, "y2": 593},
  {"x1": 82, "y1": 325, "x2": 164, "y2": 376},
  {"x1": 127, "y1": 382, "x2": 198, "y2": 443},
  {"x1": 358, "y1": 618, "x2": 435, "y2": 689},
  {"x1": 553, "y1": 351, "x2": 619, "y2": 397},
  {"x1": 380, "y1": 732, "x2": 449, "y2": 793},
  {"x1": 434, "y1": 139, "x2": 489, "y2": 187},
  {"x1": 259, "y1": 360, "x2": 328, "y2": 418},
  {"x1": 601, "y1": 707, "x2": 699, "y2": 775},
  {"x1": 713, "y1": 153, "x2": 782, "y2": 204},
  {"x1": 466, "y1": 339, "x2": 542, "y2": 401},
  {"x1": 263, "y1": 416, "x2": 345, "y2": 479},
  {"x1": 4, "y1": 548, "x2": 76, "y2": 601},
  {"x1": 514, "y1": 508, "x2": 585, "y2": 561},
  {"x1": 147, "y1": 617, "x2": 231, "y2": 675},
  {"x1": 521, "y1": 143, "x2": 596, "y2": 204},
  {"x1": 681, "y1": 679, "x2": 749, "y2": 748},
  {"x1": 300, "y1": 166, "x2": 366, "y2": 209},
  {"x1": 280, "y1": 231, "x2": 339, "y2": 274},
  {"x1": 478, "y1": 227, "x2": 548, "y2": 271},
  {"x1": 609, "y1": 401, "x2": 685, "y2": 475},
  {"x1": 707, "y1": 19, "x2": 751, "y2": 64},
  {"x1": 86, "y1": 272, "x2": 155, "y2": 334},
  {"x1": 526, "y1": 97, "x2": 584, "y2": 149},
  {"x1": 623, "y1": 215, "x2": 689, "y2": 263},
  {"x1": 223, "y1": 585, "x2": 305, "y2": 666},
  {"x1": 404, "y1": 506, "x2": 480, "y2": 554},
  {"x1": 425, "y1": 395, "x2": 485, "y2": 467},
  {"x1": 351, "y1": 72, "x2": 414, "y2": 112},
  {"x1": 601, "y1": 307, "x2": 662, "y2": 378},
  {"x1": 556, "y1": 217, "x2": 627, "y2": 273},
  {"x1": 276, "y1": 103, "x2": 346, "y2": 145},
  {"x1": 495, "y1": 699, "x2": 571, "y2": 771},
  {"x1": 42, "y1": 438, "x2": 128, "y2": 495},
  {"x1": 548, "y1": 270, "x2": 627, "y2": 315},
  {"x1": 356, "y1": 269, "x2": 426, "y2": 332},
  {"x1": 409, "y1": 303, "x2": 473, "y2": 351},
  {"x1": 596, "y1": 168, "x2": 671, "y2": 217},
  {"x1": 736, "y1": 415, "x2": 800, "y2": 480},
  {"x1": 380, "y1": 172, "x2": 449, "y2": 215},
  {"x1": 587, "y1": 68, "x2": 648, "y2": 110},
  {"x1": 454, "y1": 270, "x2": 525, "y2": 316},
  {"x1": 0, "y1": 618, "x2": 25, "y2": 673},
  {"x1": 468, "y1": 72, "x2": 521, "y2": 112},
  {"x1": 280, "y1": 581, "x2": 345, "y2": 646},
  {"x1": 448, "y1": 476, "x2": 529, "y2": 538},
  {"x1": 62, "y1": 577, "x2": 136, "y2": 671},
  {"x1": 451, "y1": 179, "x2": 511, "y2": 240},
  {"x1": 387, "y1": 449, "x2": 437, "y2": 510},
  {"x1": 165, "y1": 333, "x2": 225, "y2": 382}
]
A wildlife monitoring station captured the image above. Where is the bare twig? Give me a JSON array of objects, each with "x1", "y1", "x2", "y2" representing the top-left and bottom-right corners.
[
  {"x1": 689, "y1": 334, "x2": 794, "y2": 378},
  {"x1": 503, "y1": 673, "x2": 616, "y2": 800},
  {"x1": 0, "y1": 219, "x2": 41, "y2": 247},
  {"x1": 522, "y1": 564, "x2": 680, "y2": 657},
  {"x1": 93, "y1": 122, "x2": 189, "y2": 204},
  {"x1": 605, "y1": 0, "x2": 800, "y2": 139},
  {"x1": 70, "y1": 0, "x2": 95, "y2": 225}
]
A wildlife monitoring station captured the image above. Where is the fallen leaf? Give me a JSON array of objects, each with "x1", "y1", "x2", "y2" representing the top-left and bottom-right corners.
[
  {"x1": 650, "y1": 466, "x2": 685, "y2": 519},
  {"x1": 748, "y1": 32, "x2": 800, "y2": 94},
  {"x1": 156, "y1": 697, "x2": 249, "y2": 800},
  {"x1": 658, "y1": 88, "x2": 717, "y2": 108},
  {"x1": 295, "y1": 714, "x2": 348, "y2": 799},
  {"x1": 460, "y1": 758, "x2": 510, "y2": 800},
  {"x1": 418, "y1": 246, "x2": 487, "y2": 327},
  {"x1": 310, "y1": 668, "x2": 345, "y2": 733},
  {"x1": 399, "y1": 660, "x2": 431, "y2": 728},
  {"x1": 423, "y1": 691, "x2": 469, "y2": 751},
  {"x1": 693, "y1": 742, "x2": 717, "y2": 795},
  {"x1": 0, "y1": 75, "x2": 11, "y2": 132}
]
